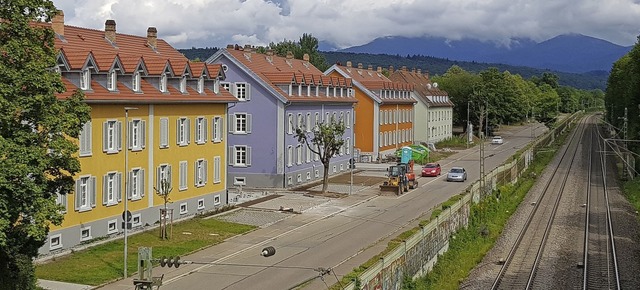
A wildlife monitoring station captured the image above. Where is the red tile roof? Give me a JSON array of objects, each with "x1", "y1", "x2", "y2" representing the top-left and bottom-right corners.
[
  {"x1": 334, "y1": 64, "x2": 415, "y2": 105},
  {"x1": 388, "y1": 69, "x2": 452, "y2": 107}
]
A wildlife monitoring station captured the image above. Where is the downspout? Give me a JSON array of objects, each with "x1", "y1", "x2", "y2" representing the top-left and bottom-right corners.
[
  {"x1": 226, "y1": 101, "x2": 237, "y2": 203},
  {"x1": 283, "y1": 101, "x2": 292, "y2": 188}
]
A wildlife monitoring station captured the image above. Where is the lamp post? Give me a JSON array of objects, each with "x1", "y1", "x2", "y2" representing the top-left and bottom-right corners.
[
  {"x1": 466, "y1": 101, "x2": 470, "y2": 148},
  {"x1": 123, "y1": 106, "x2": 137, "y2": 279}
]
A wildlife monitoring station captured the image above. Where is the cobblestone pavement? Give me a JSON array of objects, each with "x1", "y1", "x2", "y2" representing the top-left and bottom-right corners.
[{"x1": 215, "y1": 209, "x2": 292, "y2": 227}]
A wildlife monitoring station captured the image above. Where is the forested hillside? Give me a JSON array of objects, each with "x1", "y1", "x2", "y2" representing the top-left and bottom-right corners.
[{"x1": 178, "y1": 48, "x2": 607, "y2": 90}]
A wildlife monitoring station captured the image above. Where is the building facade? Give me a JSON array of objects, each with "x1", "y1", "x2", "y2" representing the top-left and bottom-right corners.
[
  {"x1": 325, "y1": 62, "x2": 416, "y2": 161},
  {"x1": 42, "y1": 14, "x2": 236, "y2": 255},
  {"x1": 207, "y1": 46, "x2": 356, "y2": 190}
]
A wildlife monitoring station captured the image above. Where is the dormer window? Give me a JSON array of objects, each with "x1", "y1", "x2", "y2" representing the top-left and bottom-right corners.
[
  {"x1": 132, "y1": 72, "x2": 141, "y2": 92},
  {"x1": 80, "y1": 68, "x2": 91, "y2": 90},
  {"x1": 107, "y1": 70, "x2": 117, "y2": 91},
  {"x1": 213, "y1": 78, "x2": 220, "y2": 94},
  {"x1": 160, "y1": 73, "x2": 167, "y2": 93},
  {"x1": 180, "y1": 76, "x2": 187, "y2": 93},
  {"x1": 198, "y1": 76, "x2": 204, "y2": 94}
]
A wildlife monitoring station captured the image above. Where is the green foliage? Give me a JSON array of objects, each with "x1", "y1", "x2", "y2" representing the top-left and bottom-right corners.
[
  {"x1": 294, "y1": 116, "x2": 346, "y2": 193},
  {"x1": 0, "y1": 2, "x2": 91, "y2": 288},
  {"x1": 268, "y1": 33, "x2": 329, "y2": 71},
  {"x1": 36, "y1": 217, "x2": 255, "y2": 285}
]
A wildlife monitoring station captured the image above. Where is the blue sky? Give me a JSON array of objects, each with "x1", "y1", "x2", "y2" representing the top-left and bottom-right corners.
[{"x1": 51, "y1": 0, "x2": 640, "y2": 49}]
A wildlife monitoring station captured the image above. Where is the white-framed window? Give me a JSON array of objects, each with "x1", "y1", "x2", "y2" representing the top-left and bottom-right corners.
[
  {"x1": 195, "y1": 117, "x2": 208, "y2": 144},
  {"x1": 346, "y1": 111, "x2": 351, "y2": 128},
  {"x1": 214, "y1": 194, "x2": 221, "y2": 205},
  {"x1": 314, "y1": 112, "x2": 320, "y2": 130},
  {"x1": 107, "y1": 219, "x2": 118, "y2": 234},
  {"x1": 235, "y1": 82, "x2": 250, "y2": 101},
  {"x1": 128, "y1": 119, "x2": 146, "y2": 151},
  {"x1": 156, "y1": 164, "x2": 172, "y2": 191},
  {"x1": 198, "y1": 76, "x2": 204, "y2": 94},
  {"x1": 234, "y1": 113, "x2": 251, "y2": 134},
  {"x1": 287, "y1": 146, "x2": 293, "y2": 167},
  {"x1": 179, "y1": 161, "x2": 188, "y2": 191},
  {"x1": 102, "y1": 120, "x2": 122, "y2": 153},
  {"x1": 159, "y1": 117, "x2": 169, "y2": 148},
  {"x1": 79, "y1": 121, "x2": 92, "y2": 156},
  {"x1": 306, "y1": 113, "x2": 311, "y2": 132},
  {"x1": 132, "y1": 71, "x2": 141, "y2": 92},
  {"x1": 230, "y1": 145, "x2": 251, "y2": 167},
  {"x1": 296, "y1": 145, "x2": 302, "y2": 165},
  {"x1": 49, "y1": 234, "x2": 62, "y2": 250},
  {"x1": 131, "y1": 213, "x2": 142, "y2": 228},
  {"x1": 179, "y1": 203, "x2": 188, "y2": 214},
  {"x1": 287, "y1": 114, "x2": 293, "y2": 134},
  {"x1": 75, "y1": 175, "x2": 96, "y2": 212},
  {"x1": 339, "y1": 141, "x2": 344, "y2": 155},
  {"x1": 160, "y1": 73, "x2": 167, "y2": 92},
  {"x1": 80, "y1": 68, "x2": 90, "y2": 90},
  {"x1": 221, "y1": 82, "x2": 230, "y2": 93},
  {"x1": 346, "y1": 138, "x2": 351, "y2": 154},
  {"x1": 297, "y1": 174, "x2": 302, "y2": 183},
  {"x1": 195, "y1": 159, "x2": 208, "y2": 187},
  {"x1": 379, "y1": 132, "x2": 383, "y2": 148},
  {"x1": 102, "y1": 171, "x2": 122, "y2": 206},
  {"x1": 306, "y1": 144, "x2": 311, "y2": 162},
  {"x1": 128, "y1": 168, "x2": 145, "y2": 201},
  {"x1": 325, "y1": 112, "x2": 330, "y2": 124},
  {"x1": 306, "y1": 172, "x2": 311, "y2": 180},
  {"x1": 233, "y1": 177, "x2": 246, "y2": 186},
  {"x1": 212, "y1": 116, "x2": 223, "y2": 142},
  {"x1": 340, "y1": 164, "x2": 344, "y2": 171},
  {"x1": 333, "y1": 165, "x2": 337, "y2": 173},
  {"x1": 80, "y1": 227, "x2": 92, "y2": 241},
  {"x1": 287, "y1": 176, "x2": 292, "y2": 185},
  {"x1": 177, "y1": 117, "x2": 190, "y2": 146},
  {"x1": 197, "y1": 199, "x2": 205, "y2": 210},
  {"x1": 213, "y1": 156, "x2": 221, "y2": 183},
  {"x1": 297, "y1": 113, "x2": 303, "y2": 130},
  {"x1": 55, "y1": 192, "x2": 67, "y2": 213},
  {"x1": 180, "y1": 75, "x2": 187, "y2": 93},
  {"x1": 107, "y1": 70, "x2": 117, "y2": 91},
  {"x1": 315, "y1": 170, "x2": 319, "y2": 178}
]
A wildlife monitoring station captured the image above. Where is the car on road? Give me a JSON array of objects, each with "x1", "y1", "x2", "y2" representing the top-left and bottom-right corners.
[
  {"x1": 446, "y1": 167, "x2": 467, "y2": 182},
  {"x1": 421, "y1": 163, "x2": 441, "y2": 177},
  {"x1": 491, "y1": 136, "x2": 504, "y2": 145}
]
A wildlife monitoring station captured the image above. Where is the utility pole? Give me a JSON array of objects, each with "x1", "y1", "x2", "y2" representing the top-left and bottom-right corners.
[
  {"x1": 467, "y1": 101, "x2": 470, "y2": 149},
  {"x1": 479, "y1": 102, "x2": 486, "y2": 196}
]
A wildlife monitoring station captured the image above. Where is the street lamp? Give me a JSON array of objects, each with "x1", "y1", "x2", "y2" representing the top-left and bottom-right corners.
[{"x1": 123, "y1": 106, "x2": 138, "y2": 279}]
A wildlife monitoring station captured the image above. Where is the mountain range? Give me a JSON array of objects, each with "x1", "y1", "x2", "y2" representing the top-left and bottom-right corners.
[{"x1": 330, "y1": 34, "x2": 634, "y2": 74}]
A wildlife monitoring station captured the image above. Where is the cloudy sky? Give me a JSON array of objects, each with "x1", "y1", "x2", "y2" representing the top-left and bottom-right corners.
[{"x1": 51, "y1": 0, "x2": 640, "y2": 49}]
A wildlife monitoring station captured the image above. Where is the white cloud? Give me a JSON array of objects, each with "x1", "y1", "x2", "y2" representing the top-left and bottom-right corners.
[{"x1": 51, "y1": 0, "x2": 640, "y2": 49}]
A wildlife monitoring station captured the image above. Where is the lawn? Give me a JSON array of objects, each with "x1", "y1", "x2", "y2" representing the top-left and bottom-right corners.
[{"x1": 36, "y1": 216, "x2": 255, "y2": 286}]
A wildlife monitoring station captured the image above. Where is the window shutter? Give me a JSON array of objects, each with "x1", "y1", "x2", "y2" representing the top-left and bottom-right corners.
[
  {"x1": 228, "y1": 146, "x2": 234, "y2": 165},
  {"x1": 128, "y1": 171, "x2": 133, "y2": 200},
  {"x1": 156, "y1": 166, "x2": 161, "y2": 190},
  {"x1": 231, "y1": 83, "x2": 237, "y2": 97},
  {"x1": 102, "y1": 122, "x2": 108, "y2": 152},
  {"x1": 103, "y1": 175, "x2": 108, "y2": 205},
  {"x1": 61, "y1": 194, "x2": 67, "y2": 212},
  {"x1": 127, "y1": 121, "x2": 133, "y2": 149},
  {"x1": 167, "y1": 165, "x2": 172, "y2": 188},
  {"x1": 220, "y1": 117, "x2": 224, "y2": 141},
  {"x1": 87, "y1": 122, "x2": 93, "y2": 154},
  {"x1": 245, "y1": 83, "x2": 251, "y2": 100},
  {"x1": 141, "y1": 120, "x2": 146, "y2": 148},
  {"x1": 160, "y1": 118, "x2": 168, "y2": 147},
  {"x1": 140, "y1": 169, "x2": 145, "y2": 197},
  {"x1": 90, "y1": 176, "x2": 97, "y2": 208},
  {"x1": 246, "y1": 114, "x2": 252, "y2": 133},
  {"x1": 75, "y1": 179, "x2": 81, "y2": 211},
  {"x1": 194, "y1": 161, "x2": 198, "y2": 186},
  {"x1": 204, "y1": 160, "x2": 208, "y2": 184},
  {"x1": 246, "y1": 146, "x2": 252, "y2": 166},
  {"x1": 186, "y1": 118, "x2": 191, "y2": 144},
  {"x1": 117, "y1": 121, "x2": 123, "y2": 151},
  {"x1": 117, "y1": 173, "x2": 122, "y2": 202},
  {"x1": 176, "y1": 119, "x2": 181, "y2": 145},
  {"x1": 203, "y1": 118, "x2": 208, "y2": 141},
  {"x1": 228, "y1": 115, "x2": 235, "y2": 134}
]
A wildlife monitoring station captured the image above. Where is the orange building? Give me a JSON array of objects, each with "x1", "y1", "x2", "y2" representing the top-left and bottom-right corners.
[{"x1": 325, "y1": 62, "x2": 416, "y2": 161}]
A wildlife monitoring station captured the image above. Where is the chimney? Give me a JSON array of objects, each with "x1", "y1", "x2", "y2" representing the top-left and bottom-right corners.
[
  {"x1": 303, "y1": 53, "x2": 309, "y2": 62},
  {"x1": 266, "y1": 49, "x2": 273, "y2": 56},
  {"x1": 412, "y1": 68, "x2": 416, "y2": 73},
  {"x1": 52, "y1": 10, "x2": 64, "y2": 36},
  {"x1": 226, "y1": 44, "x2": 234, "y2": 49},
  {"x1": 417, "y1": 69, "x2": 422, "y2": 75},
  {"x1": 244, "y1": 44, "x2": 252, "y2": 53},
  {"x1": 402, "y1": 66, "x2": 407, "y2": 72},
  {"x1": 146, "y1": 27, "x2": 157, "y2": 49},
  {"x1": 377, "y1": 66, "x2": 382, "y2": 73},
  {"x1": 426, "y1": 71, "x2": 430, "y2": 79},
  {"x1": 286, "y1": 51, "x2": 294, "y2": 59},
  {"x1": 104, "y1": 19, "x2": 116, "y2": 43},
  {"x1": 389, "y1": 65, "x2": 394, "y2": 74},
  {"x1": 367, "y1": 65, "x2": 373, "y2": 71},
  {"x1": 357, "y1": 63, "x2": 363, "y2": 69},
  {"x1": 346, "y1": 61, "x2": 352, "y2": 68}
]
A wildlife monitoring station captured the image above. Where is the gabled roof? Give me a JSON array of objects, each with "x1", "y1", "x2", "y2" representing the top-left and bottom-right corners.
[
  {"x1": 388, "y1": 68, "x2": 453, "y2": 108},
  {"x1": 326, "y1": 63, "x2": 416, "y2": 105},
  {"x1": 207, "y1": 46, "x2": 356, "y2": 104},
  {"x1": 51, "y1": 17, "x2": 235, "y2": 104}
]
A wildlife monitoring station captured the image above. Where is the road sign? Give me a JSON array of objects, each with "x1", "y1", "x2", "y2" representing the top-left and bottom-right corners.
[{"x1": 122, "y1": 210, "x2": 132, "y2": 222}]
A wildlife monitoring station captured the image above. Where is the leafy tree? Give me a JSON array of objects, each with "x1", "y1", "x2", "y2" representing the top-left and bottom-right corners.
[
  {"x1": 0, "y1": 3, "x2": 91, "y2": 288},
  {"x1": 294, "y1": 117, "x2": 346, "y2": 193},
  {"x1": 268, "y1": 33, "x2": 328, "y2": 71},
  {"x1": 433, "y1": 65, "x2": 480, "y2": 127}
]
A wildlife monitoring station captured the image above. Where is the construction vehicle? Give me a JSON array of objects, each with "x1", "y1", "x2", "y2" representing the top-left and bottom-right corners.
[{"x1": 380, "y1": 147, "x2": 418, "y2": 195}]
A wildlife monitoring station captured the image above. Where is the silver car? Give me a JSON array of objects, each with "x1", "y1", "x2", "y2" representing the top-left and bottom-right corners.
[{"x1": 446, "y1": 167, "x2": 467, "y2": 182}]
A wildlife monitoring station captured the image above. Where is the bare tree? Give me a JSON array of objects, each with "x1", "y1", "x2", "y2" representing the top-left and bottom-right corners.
[{"x1": 154, "y1": 179, "x2": 173, "y2": 239}]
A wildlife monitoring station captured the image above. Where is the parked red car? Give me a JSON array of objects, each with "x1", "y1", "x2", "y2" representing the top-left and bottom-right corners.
[{"x1": 421, "y1": 163, "x2": 441, "y2": 177}]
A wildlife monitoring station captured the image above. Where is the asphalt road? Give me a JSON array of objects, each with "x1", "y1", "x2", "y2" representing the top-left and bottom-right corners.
[{"x1": 101, "y1": 123, "x2": 546, "y2": 290}]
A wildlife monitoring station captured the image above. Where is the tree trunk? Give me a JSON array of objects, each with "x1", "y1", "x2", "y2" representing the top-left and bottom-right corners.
[{"x1": 322, "y1": 161, "x2": 330, "y2": 193}]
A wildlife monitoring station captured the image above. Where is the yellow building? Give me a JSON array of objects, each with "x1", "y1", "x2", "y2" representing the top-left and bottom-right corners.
[{"x1": 42, "y1": 13, "x2": 236, "y2": 255}]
